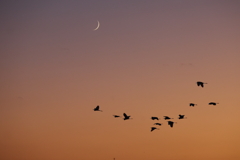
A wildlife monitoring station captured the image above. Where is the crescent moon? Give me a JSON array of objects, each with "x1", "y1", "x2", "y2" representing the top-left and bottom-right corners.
[{"x1": 94, "y1": 21, "x2": 100, "y2": 31}]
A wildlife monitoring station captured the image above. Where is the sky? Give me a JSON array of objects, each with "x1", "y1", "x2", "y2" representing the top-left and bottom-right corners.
[{"x1": 1, "y1": 0, "x2": 240, "y2": 160}]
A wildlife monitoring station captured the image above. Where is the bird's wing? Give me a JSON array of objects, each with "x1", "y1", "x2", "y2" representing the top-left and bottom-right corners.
[
  {"x1": 168, "y1": 121, "x2": 174, "y2": 127},
  {"x1": 151, "y1": 127, "x2": 156, "y2": 132},
  {"x1": 123, "y1": 113, "x2": 127, "y2": 118}
]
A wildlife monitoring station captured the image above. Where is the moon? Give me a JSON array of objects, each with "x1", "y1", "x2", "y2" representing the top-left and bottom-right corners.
[{"x1": 94, "y1": 21, "x2": 100, "y2": 31}]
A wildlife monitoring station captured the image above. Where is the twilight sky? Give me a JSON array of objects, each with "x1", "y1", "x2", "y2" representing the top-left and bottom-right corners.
[{"x1": 1, "y1": 1, "x2": 240, "y2": 160}]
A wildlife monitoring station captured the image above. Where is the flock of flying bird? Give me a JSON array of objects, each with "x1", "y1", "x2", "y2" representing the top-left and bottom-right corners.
[{"x1": 93, "y1": 81, "x2": 219, "y2": 132}]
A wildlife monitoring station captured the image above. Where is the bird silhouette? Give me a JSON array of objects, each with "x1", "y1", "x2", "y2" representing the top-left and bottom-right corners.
[
  {"x1": 164, "y1": 116, "x2": 172, "y2": 120},
  {"x1": 113, "y1": 115, "x2": 121, "y2": 118},
  {"x1": 189, "y1": 103, "x2": 197, "y2": 107},
  {"x1": 123, "y1": 113, "x2": 131, "y2": 120},
  {"x1": 93, "y1": 105, "x2": 102, "y2": 112},
  {"x1": 151, "y1": 117, "x2": 159, "y2": 120},
  {"x1": 154, "y1": 123, "x2": 162, "y2": 126},
  {"x1": 178, "y1": 114, "x2": 185, "y2": 119},
  {"x1": 197, "y1": 81, "x2": 207, "y2": 87},
  {"x1": 208, "y1": 102, "x2": 219, "y2": 105},
  {"x1": 167, "y1": 121, "x2": 176, "y2": 128},
  {"x1": 151, "y1": 127, "x2": 159, "y2": 132}
]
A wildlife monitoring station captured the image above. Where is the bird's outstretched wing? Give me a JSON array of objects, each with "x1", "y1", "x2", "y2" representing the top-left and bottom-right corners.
[
  {"x1": 151, "y1": 117, "x2": 159, "y2": 120},
  {"x1": 179, "y1": 115, "x2": 184, "y2": 119},
  {"x1": 164, "y1": 116, "x2": 171, "y2": 120},
  {"x1": 197, "y1": 81, "x2": 204, "y2": 87},
  {"x1": 209, "y1": 102, "x2": 218, "y2": 105},
  {"x1": 151, "y1": 127, "x2": 157, "y2": 132},
  {"x1": 123, "y1": 113, "x2": 128, "y2": 118},
  {"x1": 190, "y1": 103, "x2": 195, "y2": 106},
  {"x1": 93, "y1": 105, "x2": 99, "y2": 111},
  {"x1": 168, "y1": 121, "x2": 174, "y2": 127}
]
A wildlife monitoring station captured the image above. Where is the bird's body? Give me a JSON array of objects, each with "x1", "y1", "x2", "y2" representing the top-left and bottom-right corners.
[
  {"x1": 168, "y1": 121, "x2": 176, "y2": 128},
  {"x1": 209, "y1": 102, "x2": 219, "y2": 105},
  {"x1": 164, "y1": 116, "x2": 172, "y2": 120},
  {"x1": 151, "y1": 127, "x2": 159, "y2": 132},
  {"x1": 151, "y1": 117, "x2": 159, "y2": 120},
  {"x1": 93, "y1": 105, "x2": 102, "y2": 112},
  {"x1": 154, "y1": 123, "x2": 162, "y2": 126},
  {"x1": 178, "y1": 114, "x2": 185, "y2": 119},
  {"x1": 123, "y1": 113, "x2": 131, "y2": 120},
  {"x1": 189, "y1": 103, "x2": 197, "y2": 107},
  {"x1": 197, "y1": 81, "x2": 207, "y2": 87}
]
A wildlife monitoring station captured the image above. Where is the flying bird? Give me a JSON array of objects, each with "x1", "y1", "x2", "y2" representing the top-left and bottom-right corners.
[
  {"x1": 154, "y1": 123, "x2": 162, "y2": 126},
  {"x1": 151, "y1": 127, "x2": 159, "y2": 132},
  {"x1": 168, "y1": 121, "x2": 176, "y2": 128},
  {"x1": 93, "y1": 105, "x2": 102, "y2": 112},
  {"x1": 209, "y1": 102, "x2": 219, "y2": 105},
  {"x1": 189, "y1": 103, "x2": 197, "y2": 107},
  {"x1": 123, "y1": 113, "x2": 131, "y2": 120},
  {"x1": 113, "y1": 115, "x2": 120, "y2": 118},
  {"x1": 197, "y1": 81, "x2": 207, "y2": 87},
  {"x1": 178, "y1": 114, "x2": 185, "y2": 119},
  {"x1": 164, "y1": 116, "x2": 172, "y2": 120},
  {"x1": 151, "y1": 117, "x2": 159, "y2": 120}
]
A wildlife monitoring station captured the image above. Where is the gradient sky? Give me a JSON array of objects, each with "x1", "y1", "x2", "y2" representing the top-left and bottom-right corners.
[{"x1": 1, "y1": 1, "x2": 240, "y2": 160}]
